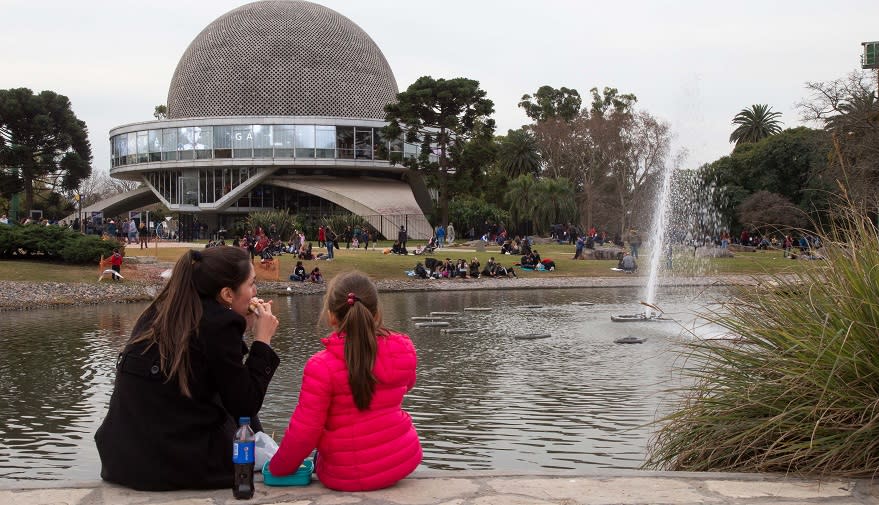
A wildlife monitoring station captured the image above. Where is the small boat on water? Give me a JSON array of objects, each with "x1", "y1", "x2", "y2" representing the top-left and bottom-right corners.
[
  {"x1": 441, "y1": 328, "x2": 478, "y2": 334},
  {"x1": 415, "y1": 321, "x2": 451, "y2": 327},
  {"x1": 610, "y1": 314, "x2": 673, "y2": 323},
  {"x1": 411, "y1": 316, "x2": 446, "y2": 321},
  {"x1": 514, "y1": 333, "x2": 552, "y2": 340},
  {"x1": 571, "y1": 301, "x2": 595, "y2": 306},
  {"x1": 430, "y1": 311, "x2": 460, "y2": 316},
  {"x1": 464, "y1": 307, "x2": 492, "y2": 312},
  {"x1": 614, "y1": 336, "x2": 647, "y2": 344}
]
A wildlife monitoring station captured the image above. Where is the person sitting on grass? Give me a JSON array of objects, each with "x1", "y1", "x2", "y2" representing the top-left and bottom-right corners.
[
  {"x1": 289, "y1": 261, "x2": 307, "y2": 282},
  {"x1": 618, "y1": 252, "x2": 637, "y2": 273},
  {"x1": 482, "y1": 257, "x2": 498, "y2": 277},
  {"x1": 520, "y1": 251, "x2": 537, "y2": 269},
  {"x1": 469, "y1": 257, "x2": 480, "y2": 278},
  {"x1": 310, "y1": 267, "x2": 324, "y2": 283},
  {"x1": 413, "y1": 262, "x2": 429, "y2": 279},
  {"x1": 391, "y1": 241, "x2": 407, "y2": 255},
  {"x1": 456, "y1": 259, "x2": 469, "y2": 279}
]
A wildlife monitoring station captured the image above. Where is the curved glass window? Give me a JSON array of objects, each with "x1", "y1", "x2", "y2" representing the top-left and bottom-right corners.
[
  {"x1": 111, "y1": 122, "x2": 402, "y2": 167},
  {"x1": 195, "y1": 126, "x2": 213, "y2": 160},
  {"x1": 162, "y1": 129, "x2": 177, "y2": 161},
  {"x1": 336, "y1": 126, "x2": 354, "y2": 159},
  {"x1": 355, "y1": 128, "x2": 373, "y2": 160},
  {"x1": 214, "y1": 126, "x2": 232, "y2": 159},
  {"x1": 295, "y1": 125, "x2": 315, "y2": 158},
  {"x1": 148, "y1": 130, "x2": 161, "y2": 162},
  {"x1": 233, "y1": 125, "x2": 253, "y2": 158},
  {"x1": 253, "y1": 125, "x2": 272, "y2": 158},
  {"x1": 316, "y1": 126, "x2": 335, "y2": 158},
  {"x1": 125, "y1": 133, "x2": 136, "y2": 165},
  {"x1": 136, "y1": 132, "x2": 149, "y2": 163},
  {"x1": 274, "y1": 125, "x2": 294, "y2": 158}
]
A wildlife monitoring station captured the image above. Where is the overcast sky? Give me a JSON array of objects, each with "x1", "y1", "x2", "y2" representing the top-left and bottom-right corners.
[{"x1": 2, "y1": 0, "x2": 877, "y2": 176}]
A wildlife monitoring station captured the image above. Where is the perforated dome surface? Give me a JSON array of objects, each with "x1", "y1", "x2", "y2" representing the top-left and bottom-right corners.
[{"x1": 166, "y1": 0, "x2": 398, "y2": 119}]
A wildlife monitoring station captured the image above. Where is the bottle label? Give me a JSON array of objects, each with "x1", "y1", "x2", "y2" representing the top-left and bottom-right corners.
[{"x1": 233, "y1": 441, "x2": 255, "y2": 464}]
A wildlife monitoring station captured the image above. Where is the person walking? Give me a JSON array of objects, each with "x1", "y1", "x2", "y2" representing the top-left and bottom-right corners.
[{"x1": 435, "y1": 225, "x2": 445, "y2": 247}]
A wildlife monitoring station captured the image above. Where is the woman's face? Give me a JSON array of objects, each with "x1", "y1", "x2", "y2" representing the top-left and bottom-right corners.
[{"x1": 229, "y1": 265, "x2": 257, "y2": 317}]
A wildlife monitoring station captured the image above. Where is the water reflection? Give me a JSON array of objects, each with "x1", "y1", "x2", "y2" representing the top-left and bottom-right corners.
[{"x1": 0, "y1": 286, "x2": 715, "y2": 482}]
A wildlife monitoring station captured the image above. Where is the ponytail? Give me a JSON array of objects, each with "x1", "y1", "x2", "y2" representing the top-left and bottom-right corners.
[{"x1": 321, "y1": 271, "x2": 386, "y2": 410}]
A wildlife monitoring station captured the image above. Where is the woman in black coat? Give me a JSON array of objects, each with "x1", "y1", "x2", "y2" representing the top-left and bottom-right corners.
[{"x1": 95, "y1": 247, "x2": 280, "y2": 491}]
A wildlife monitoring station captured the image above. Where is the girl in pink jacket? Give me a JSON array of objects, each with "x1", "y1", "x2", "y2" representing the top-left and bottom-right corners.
[{"x1": 269, "y1": 270, "x2": 422, "y2": 491}]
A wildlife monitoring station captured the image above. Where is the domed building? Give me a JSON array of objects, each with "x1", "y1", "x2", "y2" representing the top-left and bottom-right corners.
[{"x1": 105, "y1": 0, "x2": 432, "y2": 239}]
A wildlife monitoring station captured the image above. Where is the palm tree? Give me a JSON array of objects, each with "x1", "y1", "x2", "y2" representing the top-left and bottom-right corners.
[
  {"x1": 533, "y1": 177, "x2": 577, "y2": 233},
  {"x1": 153, "y1": 104, "x2": 168, "y2": 120},
  {"x1": 506, "y1": 174, "x2": 539, "y2": 234},
  {"x1": 729, "y1": 104, "x2": 783, "y2": 145},
  {"x1": 497, "y1": 129, "x2": 541, "y2": 178}
]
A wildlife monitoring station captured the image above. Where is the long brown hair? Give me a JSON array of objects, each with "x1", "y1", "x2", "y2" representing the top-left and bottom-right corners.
[
  {"x1": 321, "y1": 270, "x2": 387, "y2": 410},
  {"x1": 130, "y1": 246, "x2": 252, "y2": 397}
]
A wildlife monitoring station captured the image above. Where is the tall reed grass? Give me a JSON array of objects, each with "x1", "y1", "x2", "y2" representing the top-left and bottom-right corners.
[{"x1": 645, "y1": 201, "x2": 879, "y2": 477}]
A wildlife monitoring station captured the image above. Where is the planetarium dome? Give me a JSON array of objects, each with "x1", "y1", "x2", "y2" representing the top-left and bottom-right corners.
[{"x1": 166, "y1": 0, "x2": 398, "y2": 120}]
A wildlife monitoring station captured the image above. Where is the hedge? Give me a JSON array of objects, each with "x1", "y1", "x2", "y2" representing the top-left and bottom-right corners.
[{"x1": 0, "y1": 224, "x2": 120, "y2": 263}]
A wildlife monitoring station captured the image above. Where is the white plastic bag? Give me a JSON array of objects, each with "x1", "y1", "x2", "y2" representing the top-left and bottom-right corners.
[{"x1": 254, "y1": 431, "x2": 279, "y2": 472}]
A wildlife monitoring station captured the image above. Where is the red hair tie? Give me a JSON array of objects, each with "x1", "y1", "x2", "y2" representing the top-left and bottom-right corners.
[{"x1": 347, "y1": 292, "x2": 358, "y2": 306}]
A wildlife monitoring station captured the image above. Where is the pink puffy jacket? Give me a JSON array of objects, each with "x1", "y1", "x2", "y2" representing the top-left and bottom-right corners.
[{"x1": 269, "y1": 331, "x2": 422, "y2": 491}]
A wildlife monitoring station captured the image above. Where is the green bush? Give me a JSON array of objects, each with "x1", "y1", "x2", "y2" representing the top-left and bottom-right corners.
[
  {"x1": 245, "y1": 210, "x2": 297, "y2": 240},
  {"x1": 645, "y1": 199, "x2": 879, "y2": 477},
  {"x1": 449, "y1": 197, "x2": 509, "y2": 239},
  {"x1": 0, "y1": 224, "x2": 119, "y2": 263},
  {"x1": 322, "y1": 215, "x2": 377, "y2": 240}
]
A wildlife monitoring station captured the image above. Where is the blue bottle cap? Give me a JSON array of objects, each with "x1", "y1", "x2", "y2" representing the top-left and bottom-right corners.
[{"x1": 239, "y1": 416, "x2": 251, "y2": 425}]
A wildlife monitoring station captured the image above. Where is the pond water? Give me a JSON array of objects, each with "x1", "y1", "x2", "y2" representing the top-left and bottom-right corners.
[{"x1": 0, "y1": 286, "x2": 719, "y2": 482}]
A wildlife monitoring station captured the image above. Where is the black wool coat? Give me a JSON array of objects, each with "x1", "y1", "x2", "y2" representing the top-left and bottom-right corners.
[{"x1": 94, "y1": 298, "x2": 280, "y2": 491}]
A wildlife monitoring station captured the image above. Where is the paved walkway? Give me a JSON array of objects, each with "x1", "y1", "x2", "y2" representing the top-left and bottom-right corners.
[{"x1": 2, "y1": 471, "x2": 877, "y2": 504}]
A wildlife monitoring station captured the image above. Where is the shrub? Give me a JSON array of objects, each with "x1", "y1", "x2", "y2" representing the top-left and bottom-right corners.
[
  {"x1": 59, "y1": 234, "x2": 119, "y2": 263},
  {"x1": 645, "y1": 198, "x2": 879, "y2": 477},
  {"x1": 0, "y1": 224, "x2": 119, "y2": 263},
  {"x1": 321, "y1": 215, "x2": 377, "y2": 240},
  {"x1": 245, "y1": 210, "x2": 297, "y2": 240}
]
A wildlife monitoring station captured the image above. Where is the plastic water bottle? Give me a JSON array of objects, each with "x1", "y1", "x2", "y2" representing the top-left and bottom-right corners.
[{"x1": 232, "y1": 417, "x2": 255, "y2": 499}]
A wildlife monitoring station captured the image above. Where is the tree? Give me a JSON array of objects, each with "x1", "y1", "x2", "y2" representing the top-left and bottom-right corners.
[
  {"x1": 77, "y1": 170, "x2": 142, "y2": 208},
  {"x1": 588, "y1": 86, "x2": 637, "y2": 118},
  {"x1": 614, "y1": 111, "x2": 672, "y2": 234},
  {"x1": 729, "y1": 104, "x2": 783, "y2": 146},
  {"x1": 518, "y1": 85, "x2": 582, "y2": 122},
  {"x1": 800, "y1": 71, "x2": 879, "y2": 212},
  {"x1": 506, "y1": 174, "x2": 539, "y2": 234},
  {"x1": 0, "y1": 88, "x2": 92, "y2": 211},
  {"x1": 383, "y1": 76, "x2": 495, "y2": 228},
  {"x1": 496, "y1": 129, "x2": 541, "y2": 178},
  {"x1": 533, "y1": 177, "x2": 577, "y2": 233},
  {"x1": 153, "y1": 105, "x2": 168, "y2": 120},
  {"x1": 736, "y1": 190, "x2": 808, "y2": 235}
]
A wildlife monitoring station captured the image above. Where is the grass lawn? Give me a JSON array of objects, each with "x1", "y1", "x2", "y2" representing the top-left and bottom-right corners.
[{"x1": 0, "y1": 240, "x2": 809, "y2": 284}]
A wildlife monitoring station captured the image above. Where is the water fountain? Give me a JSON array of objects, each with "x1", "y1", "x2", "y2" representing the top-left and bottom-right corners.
[
  {"x1": 611, "y1": 153, "x2": 725, "y2": 324},
  {"x1": 611, "y1": 155, "x2": 678, "y2": 323}
]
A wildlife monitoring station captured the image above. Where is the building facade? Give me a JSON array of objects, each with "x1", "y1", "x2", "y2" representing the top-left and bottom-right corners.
[{"x1": 105, "y1": 0, "x2": 433, "y2": 239}]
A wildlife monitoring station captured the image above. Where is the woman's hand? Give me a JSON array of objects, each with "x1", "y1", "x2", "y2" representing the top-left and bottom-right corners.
[{"x1": 248, "y1": 299, "x2": 279, "y2": 346}]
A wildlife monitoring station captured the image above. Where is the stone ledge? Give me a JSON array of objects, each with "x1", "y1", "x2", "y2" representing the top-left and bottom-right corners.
[{"x1": 0, "y1": 471, "x2": 875, "y2": 505}]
